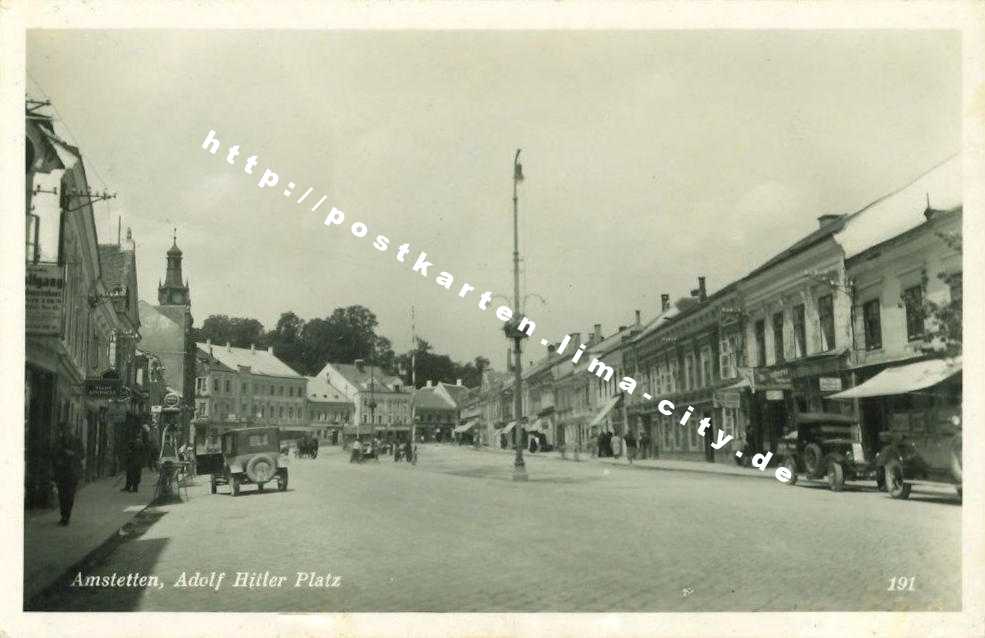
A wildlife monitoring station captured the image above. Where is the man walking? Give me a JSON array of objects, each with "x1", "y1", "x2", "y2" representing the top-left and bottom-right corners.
[
  {"x1": 624, "y1": 430, "x2": 638, "y2": 464},
  {"x1": 51, "y1": 422, "x2": 83, "y2": 526},
  {"x1": 123, "y1": 432, "x2": 144, "y2": 492}
]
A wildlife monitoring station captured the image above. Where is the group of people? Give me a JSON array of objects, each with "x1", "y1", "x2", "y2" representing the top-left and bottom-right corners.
[{"x1": 593, "y1": 430, "x2": 652, "y2": 462}]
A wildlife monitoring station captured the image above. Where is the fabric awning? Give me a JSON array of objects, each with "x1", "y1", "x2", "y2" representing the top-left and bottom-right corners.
[
  {"x1": 499, "y1": 421, "x2": 518, "y2": 435},
  {"x1": 829, "y1": 357, "x2": 961, "y2": 399},
  {"x1": 589, "y1": 394, "x2": 622, "y2": 428},
  {"x1": 526, "y1": 418, "x2": 544, "y2": 433},
  {"x1": 453, "y1": 421, "x2": 475, "y2": 433}
]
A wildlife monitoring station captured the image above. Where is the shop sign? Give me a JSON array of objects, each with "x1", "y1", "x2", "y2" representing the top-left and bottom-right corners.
[
  {"x1": 26, "y1": 263, "x2": 65, "y2": 336},
  {"x1": 819, "y1": 377, "x2": 843, "y2": 393},
  {"x1": 755, "y1": 368, "x2": 792, "y2": 390},
  {"x1": 85, "y1": 377, "x2": 120, "y2": 399},
  {"x1": 765, "y1": 390, "x2": 784, "y2": 401}
]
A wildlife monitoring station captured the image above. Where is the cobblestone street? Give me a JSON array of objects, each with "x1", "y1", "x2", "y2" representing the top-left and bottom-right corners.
[{"x1": 33, "y1": 445, "x2": 961, "y2": 612}]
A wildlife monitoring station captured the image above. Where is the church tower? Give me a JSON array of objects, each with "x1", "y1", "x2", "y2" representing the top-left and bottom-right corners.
[{"x1": 158, "y1": 230, "x2": 191, "y2": 307}]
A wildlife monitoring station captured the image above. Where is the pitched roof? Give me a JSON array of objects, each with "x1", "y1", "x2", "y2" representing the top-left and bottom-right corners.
[
  {"x1": 137, "y1": 300, "x2": 184, "y2": 352},
  {"x1": 97, "y1": 244, "x2": 132, "y2": 292},
  {"x1": 330, "y1": 363, "x2": 405, "y2": 393},
  {"x1": 835, "y1": 154, "x2": 961, "y2": 259},
  {"x1": 413, "y1": 386, "x2": 457, "y2": 410},
  {"x1": 438, "y1": 382, "x2": 471, "y2": 407},
  {"x1": 196, "y1": 342, "x2": 303, "y2": 379},
  {"x1": 305, "y1": 376, "x2": 353, "y2": 404}
]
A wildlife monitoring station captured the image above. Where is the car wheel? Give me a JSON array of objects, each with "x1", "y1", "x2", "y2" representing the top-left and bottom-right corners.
[
  {"x1": 258, "y1": 482, "x2": 265, "y2": 493},
  {"x1": 278, "y1": 471, "x2": 288, "y2": 491},
  {"x1": 803, "y1": 443, "x2": 824, "y2": 477},
  {"x1": 885, "y1": 459, "x2": 910, "y2": 499},
  {"x1": 828, "y1": 460, "x2": 845, "y2": 492},
  {"x1": 232, "y1": 475, "x2": 241, "y2": 497},
  {"x1": 876, "y1": 469, "x2": 886, "y2": 491},
  {"x1": 782, "y1": 456, "x2": 798, "y2": 486}
]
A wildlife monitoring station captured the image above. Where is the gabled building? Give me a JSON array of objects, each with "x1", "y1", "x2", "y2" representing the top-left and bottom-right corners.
[
  {"x1": 193, "y1": 341, "x2": 307, "y2": 451},
  {"x1": 317, "y1": 360, "x2": 411, "y2": 443},
  {"x1": 304, "y1": 375, "x2": 354, "y2": 445},
  {"x1": 413, "y1": 381, "x2": 459, "y2": 442}
]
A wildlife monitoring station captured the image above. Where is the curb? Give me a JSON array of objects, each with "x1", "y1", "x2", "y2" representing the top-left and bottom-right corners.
[{"x1": 24, "y1": 484, "x2": 167, "y2": 611}]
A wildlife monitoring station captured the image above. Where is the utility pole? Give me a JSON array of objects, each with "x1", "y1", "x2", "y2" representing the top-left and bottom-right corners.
[
  {"x1": 409, "y1": 306, "x2": 417, "y2": 447},
  {"x1": 510, "y1": 149, "x2": 528, "y2": 481}
]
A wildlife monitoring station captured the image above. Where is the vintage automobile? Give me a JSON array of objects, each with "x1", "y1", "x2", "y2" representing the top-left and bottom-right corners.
[
  {"x1": 198, "y1": 427, "x2": 289, "y2": 496},
  {"x1": 875, "y1": 412, "x2": 962, "y2": 500},
  {"x1": 776, "y1": 412, "x2": 876, "y2": 492}
]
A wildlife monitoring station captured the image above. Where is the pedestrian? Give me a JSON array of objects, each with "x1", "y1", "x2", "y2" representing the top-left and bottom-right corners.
[
  {"x1": 639, "y1": 431, "x2": 650, "y2": 460},
  {"x1": 625, "y1": 430, "x2": 637, "y2": 464},
  {"x1": 51, "y1": 422, "x2": 83, "y2": 526},
  {"x1": 123, "y1": 433, "x2": 144, "y2": 492}
]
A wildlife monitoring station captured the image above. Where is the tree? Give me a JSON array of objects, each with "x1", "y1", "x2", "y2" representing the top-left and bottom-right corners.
[
  {"x1": 911, "y1": 230, "x2": 962, "y2": 358},
  {"x1": 265, "y1": 312, "x2": 306, "y2": 374},
  {"x1": 298, "y1": 305, "x2": 390, "y2": 374},
  {"x1": 194, "y1": 314, "x2": 267, "y2": 348}
]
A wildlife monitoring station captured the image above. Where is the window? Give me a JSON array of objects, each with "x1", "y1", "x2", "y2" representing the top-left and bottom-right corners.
[
  {"x1": 279, "y1": 406, "x2": 284, "y2": 417},
  {"x1": 213, "y1": 378, "x2": 220, "y2": 392},
  {"x1": 241, "y1": 382, "x2": 247, "y2": 393},
  {"x1": 674, "y1": 419, "x2": 683, "y2": 449},
  {"x1": 754, "y1": 320, "x2": 767, "y2": 366},
  {"x1": 269, "y1": 385, "x2": 273, "y2": 395},
  {"x1": 288, "y1": 407, "x2": 294, "y2": 418},
  {"x1": 903, "y1": 285, "x2": 925, "y2": 341},
  {"x1": 793, "y1": 304, "x2": 806, "y2": 358},
  {"x1": 700, "y1": 345, "x2": 713, "y2": 388},
  {"x1": 689, "y1": 421, "x2": 698, "y2": 449},
  {"x1": 817, "y1": 295, "x2": 835, "y2": 351},
  {"x1": 772, "y1": 312, "x2": 785, "y2": 364},
  {"x1": 863, "y1": 298, "x2": 882, "y2": 350},
  {"x1": 225, "y1": 379, "x2": 231, "y2": 393},
  {"x1": 260, "y1": 406, "x2": 265, "y2": 418},
  {"x1": 278, "y1": 386, "x2": 284, "y2": 396},
  {"x1": 684, "y1": 353, "x2": 695, "y2": 390},
  {"x1": 722, "y1": 407, "x2": 737, "y2": 438}
]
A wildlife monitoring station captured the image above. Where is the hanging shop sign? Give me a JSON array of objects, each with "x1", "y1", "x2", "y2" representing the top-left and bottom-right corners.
[
  {"x1": 26, "y1": 263, "x2": 65, "y2": 336},
  {"x1": 162, "y1": 392, "x2": 181, "y2": 411},
  {"x1": 765, "y1": 390, "x2": 784, "y2": 401},
  {"x1": 85, "y1": 377, "x2": 121, "y2": 399},
  {"x1": 819, "y1": 377, "x2": 843, "y2": 393}
]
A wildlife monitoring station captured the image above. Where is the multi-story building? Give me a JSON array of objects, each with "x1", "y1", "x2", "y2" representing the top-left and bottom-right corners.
[
  {"x1": 138, "y1": 234, "x2": 196, "y2": 444},
  {"x1": 25, "y1": 107, "x2": 135, "y2": 505},
  {"x1": 828, "y1": 155, "x2": 962, "y2": 452},
  {"x1": 318, "y1": 360, "x2": 412, "y2": 443},
  {"x1": 304, "y1": 375, "x2": 354, "y2": 445},
  {"x1": 413, "y1": 381, "x2": 459, "y2": 442},
  {"x1": 193, "y1": 342, "x2": 307, "y2": 451}
]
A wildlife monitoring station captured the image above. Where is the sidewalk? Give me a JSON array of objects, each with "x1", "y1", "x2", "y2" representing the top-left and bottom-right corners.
[
  {"x1": 24, "y1": 469, "x2": 159, "y2": 603},
  {"x1": 477, "y1": 444, "x2": 773, "y2": 480}
]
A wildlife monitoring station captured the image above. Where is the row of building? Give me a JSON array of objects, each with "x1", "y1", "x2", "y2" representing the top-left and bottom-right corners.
[
  {"x1": 190, "y1": 348, "x2": 475, "y2": 448},
  {"x1": 24, "y1": 104, "x2": 191, "y2": 508},
  {"x1": 462, "y1": 155, "x2": 963, "y2": 465}
]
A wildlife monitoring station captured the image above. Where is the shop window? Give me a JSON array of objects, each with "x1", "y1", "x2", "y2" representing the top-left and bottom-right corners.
[
  {"x1": 818, "y1": 295, "x2": 835, "y2": 351},
  {"x1": 793, "y1": 304, "x2": 806, "y2": 358},
  {"x1": 903, "y1": 286, "x2": 925, "y2": 341},
  {"x1": 755, "y1": 320, "x2": 767, "y2": 366},
  {"x1": 772, "y1": 312, "x2": 785, "y2": 364},
  {"x1": 863, "y1": 299, "x2": 882, "y2": 350}
]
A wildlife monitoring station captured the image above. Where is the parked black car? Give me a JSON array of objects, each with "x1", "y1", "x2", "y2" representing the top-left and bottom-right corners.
[
  {"x1": 875, "y1": 413, "x2": 962, "y2": 500},
  {"x1": 776, "y1": 412, "x2": 877, "y2": 492}
]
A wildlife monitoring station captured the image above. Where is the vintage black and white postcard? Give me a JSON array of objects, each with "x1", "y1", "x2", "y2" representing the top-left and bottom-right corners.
[{"x1": 2, "y1": 1, "x2": 984, "y2": 637}]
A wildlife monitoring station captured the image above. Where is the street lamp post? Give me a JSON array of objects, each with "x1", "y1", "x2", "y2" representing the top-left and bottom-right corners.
[{"x1": 510, "y1": 149, "x2": 528, "y2": 481}]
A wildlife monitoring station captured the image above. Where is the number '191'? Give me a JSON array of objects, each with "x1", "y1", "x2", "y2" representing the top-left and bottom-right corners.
[{"x1": 888, "y1": 576, "x2": 915, "y2": 591}]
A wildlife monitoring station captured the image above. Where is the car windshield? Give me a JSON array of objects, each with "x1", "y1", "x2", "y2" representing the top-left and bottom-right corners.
[{"x1": 239, "y1": 431, "x2": 276, "y2": 449}]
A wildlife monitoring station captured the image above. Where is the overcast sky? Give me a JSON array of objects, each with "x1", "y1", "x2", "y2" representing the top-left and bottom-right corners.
[{"x1": 27, "y1": 30, "x2": 960, "y2": 368}]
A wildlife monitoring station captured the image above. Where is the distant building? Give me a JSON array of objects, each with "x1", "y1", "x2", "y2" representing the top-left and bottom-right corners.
[
  {"x1": 193, "y1": 342, "x2": 307, "y2": 451},
  {"x1": 304, "y1": 375, "x2": 354, "y2": 445},
  {"x1": 413, "y1": 381, "x2": 459, "y2": 442},
  {"x1": 138, "y1": 234, "x2": 195, "y2": 441},
  {"x1": 317, "y1": 360, "x2": 411, "y2": 443}
]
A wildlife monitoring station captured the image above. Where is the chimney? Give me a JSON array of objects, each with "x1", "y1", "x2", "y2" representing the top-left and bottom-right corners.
[
  {"x1": 817, "y1": 214, "x2": 841, "y2": 228},
  {"x1": 456, "y1": 378, "x2": 462, "y2": 386},
  {"x1": 691, "y1": 276, "x2": 707, "y2": 301},
  {"x1": 355, "y1": 358, "x2": 365, "y2": 373},
  {"x1": 593, "y1": 324, "x2": 602, "y2": 340},
  {"x1": 635, "y1": 309, "x2": 641, "y2": 325},
  {"x1": 661, "y1": 294, "x2": 670, "y2": 312}
]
